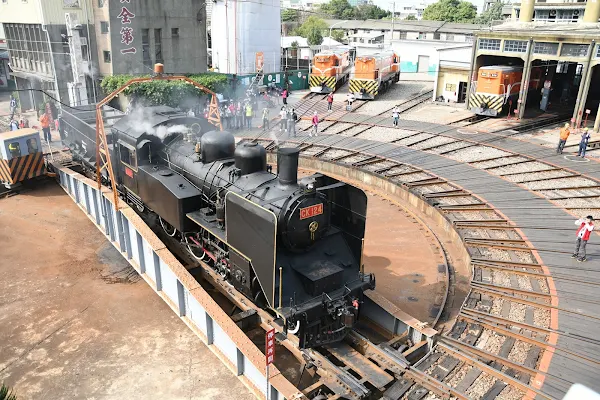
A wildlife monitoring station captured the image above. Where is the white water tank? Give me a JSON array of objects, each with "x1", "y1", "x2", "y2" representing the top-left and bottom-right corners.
[{"x1": 211, "y1": 0, "x2": 281, "y2": 74}]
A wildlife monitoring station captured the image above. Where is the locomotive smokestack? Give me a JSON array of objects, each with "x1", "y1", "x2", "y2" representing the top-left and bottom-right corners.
[{"x1": 277, "y1": 148, "x2": 300, "y2": 185}]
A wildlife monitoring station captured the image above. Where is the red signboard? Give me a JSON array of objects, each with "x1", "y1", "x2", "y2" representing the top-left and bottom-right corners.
[
  {"x1": 125, "y1": 167, "x2": 134, "y2": 178},
  {"x1": 299, "y1": 204, "x2": 323, "y2": 220},
  {"x1": 265, "y1": 329, "x2": 275, "y2": 366}
]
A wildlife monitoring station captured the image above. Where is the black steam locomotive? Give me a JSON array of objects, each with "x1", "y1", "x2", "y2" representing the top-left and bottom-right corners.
[{"x1": 59, "y1": 105, "x2": 375, "y2": 348}]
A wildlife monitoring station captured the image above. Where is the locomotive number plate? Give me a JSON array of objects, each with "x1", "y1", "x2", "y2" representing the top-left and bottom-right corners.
[
  {"x1": 125, "y1": 167, "x2": 134, "y2": 178},
  {"x1": 300, "y1": 204, "x2": 323, "y2": 220}
]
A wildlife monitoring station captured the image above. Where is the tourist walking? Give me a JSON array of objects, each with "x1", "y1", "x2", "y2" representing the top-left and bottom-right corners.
[
  {"x1": 279, "y1": 106, "x2": 288, "y2": 133},
  {"x1": 40, "y1": 113, "x2": 51, "y2": 142},
  {"x1": 236, "y1": 102, "x2": 244, "y2": 129},
  {"x1": 282, "y1": 88, "x2": 288, "y2": 105},
  {"x1": 327, "y1": 93, "x2": 334, "y2": 111},
  {"x1": 573, "y1": 216, "x2": 594, "y2": 262},
  {"x1": 392, "y1": 107, "x2": 400, "y2": 127},
  {"x1": 346, "y1": 93, "x2": 354, "y2": 111},
  {"x1": 577, "y1": 128, "x2": 591, "y2": 158},
  {"x1": 288, "y1": 108, "x2": 297, "y2": 137},
  {"x1": 310, "y1": 111, "x2": 319, "y2": 137},
  {"x1": 9, "y1": 96, "x2": 17, "y2": 118},
  {"x1": 556, "y1": 122, "x2": 570, "y2": 154},
  {"x1": 262, "y1": 107, "x2": 270, "y2": 131}
]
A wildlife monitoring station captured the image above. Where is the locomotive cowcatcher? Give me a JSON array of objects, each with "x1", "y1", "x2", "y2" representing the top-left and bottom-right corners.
[{"x1": 59, "y1": 105, "x2": 375, "y2": 348}]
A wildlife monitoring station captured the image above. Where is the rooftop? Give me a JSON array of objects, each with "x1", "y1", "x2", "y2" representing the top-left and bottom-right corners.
[
  {"x1": 0, "y1": 128, "x2": 40, "y2": 142},
  {"x1": 479, "y1": 20, "x2": 600, "y2": 37},
  {"x1": 324, "y1": 19, "x2": 487, "y2": 34}
]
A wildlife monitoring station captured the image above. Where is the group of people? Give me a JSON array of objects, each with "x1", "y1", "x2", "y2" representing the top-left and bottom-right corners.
[
  {"x1": 261, "y1": 105, "x2": 298, "y2": 136},
  {"x1": 220, "y1": 101, "x2": 256, "y2": 130},
  {"x1": 556, "y1": 122, "x2": 592, "y2": 158},
  {"x1": 7, "y1": 96, "x2": 55, "y2": 143}
]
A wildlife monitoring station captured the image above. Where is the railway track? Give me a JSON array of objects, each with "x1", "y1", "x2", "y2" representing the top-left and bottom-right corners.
[{"x1": 235, "y1": 133, "x2": 600, "y2": 399}]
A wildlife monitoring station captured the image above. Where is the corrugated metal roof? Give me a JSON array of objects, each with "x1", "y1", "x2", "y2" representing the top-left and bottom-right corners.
[{"x1": 324, "y1": 19, "x2": 485, "y2": 34}]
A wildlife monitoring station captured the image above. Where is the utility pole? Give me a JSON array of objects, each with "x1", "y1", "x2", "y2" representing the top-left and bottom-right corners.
[{"x1": 390, "y1": 2, "x2": 395, "y2": 45}]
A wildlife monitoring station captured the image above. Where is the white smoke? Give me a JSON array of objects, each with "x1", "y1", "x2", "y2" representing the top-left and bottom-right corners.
[{"x1": 124, "y1": 105, "x2": 190, "y2": 141}]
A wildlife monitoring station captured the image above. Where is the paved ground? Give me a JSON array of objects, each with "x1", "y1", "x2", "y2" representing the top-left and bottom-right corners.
[{"x1": 0, "y1": 179, "x2": 253, "y2": 400}]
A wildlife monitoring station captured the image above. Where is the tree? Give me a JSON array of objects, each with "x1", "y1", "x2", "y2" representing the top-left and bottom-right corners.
[
  {"x1": 422, "y1": 0, "x2": 477, "y2": 23},
  {"x1": 307, "y1": 29, "x2": 324, "y2": 46},
  {"x1": 475, "y1": 1, "x2": 504, "y2": 24},
  {"x1": 319, "y1": 0, "x2": 353, "y2": 19},
  {"x1": 281, "y1": 8, "x2": 300, "y2": 22},
  {"x1": 331, "y1": 29, "x2": 345, "y2": 42},
  {"x1": 404, "y1": 14, "x2": 417, "y2": 20},
  {"x1": 354, "y1": 4, "x2": 390, "y2": 20},
  {"x1": 295, "y1": 16, "x2": 328, "y2": 40}
]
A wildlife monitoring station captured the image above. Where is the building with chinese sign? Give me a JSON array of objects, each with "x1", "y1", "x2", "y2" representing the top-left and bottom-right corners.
[
  {"x1": 0, "y1": 0, "x2": 99, "y2": 110},
  {"x1": 94, "y1": 0, "x2": 208, "y2": 76}
]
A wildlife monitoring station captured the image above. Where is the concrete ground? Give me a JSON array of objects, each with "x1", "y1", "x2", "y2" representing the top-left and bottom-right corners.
[{"x1": 0, "y1": 179, "x2": 253, "y2": 400}]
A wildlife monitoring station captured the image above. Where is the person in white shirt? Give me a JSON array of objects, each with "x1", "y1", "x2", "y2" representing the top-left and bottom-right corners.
[
  {"x1": 279, "y1": 106, "x2": 288, "y2": 133},
  {"x1": 573, "y1": 215, "x2": 594, "y2": 262}
]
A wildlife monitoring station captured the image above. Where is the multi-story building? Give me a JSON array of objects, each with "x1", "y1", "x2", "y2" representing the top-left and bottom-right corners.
[
  {"x1": 93, "y1": 0, "x2": 208, "y2": 77},
  {"x1": 0, "y1": 0, "x2": 98, "y2": 110},
  {"x1": 0, "y1": 24, "x2": 10, "y2": 90},
  {"x1": 508, "y1": 0, "x2": 594, "y2": 23}
]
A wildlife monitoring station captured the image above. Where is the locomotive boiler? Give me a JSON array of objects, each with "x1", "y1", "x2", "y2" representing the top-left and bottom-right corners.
[{"x1": 60, "y1": 105, "x2": 375, "y2": 349}]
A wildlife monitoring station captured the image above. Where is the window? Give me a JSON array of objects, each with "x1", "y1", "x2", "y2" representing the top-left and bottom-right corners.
[
  {"x1": 399, "y1": 31, "x2": 407, "y2": 40},
  {"x1": 533, "y1": 42, "x2": 559, "y2": 55},
  {"x1": 597, "y1": 45, "x2": 600, "y2": 58},
  {"x1": 446, "y1": 34, "x2": 454, "y2": 41},
  {"x1": 119, "y1": 143, "x2": 137, "y2": 169},
  {"x1": 103, "y1": 50, "x2": 111, "y2": 63},
  {"x1": 100, "y1": 21, "x2": 109, "y2": 34},
  {"x1": 478, "y1": 38, "x2": 501, "y2": 51},
  {"x1": 154, "y1": 29, "x2": 163, "y2": 64},
  {"x1": 142, "y1": 29, "x2": 151, "y2": 68},
  {"x1": 98, "y1": 0, "x2": 104, "y2": 6},
  {"x1": 418, "y1": 32, "x2": 426, "y2": 39},
  {"x1": 504, "y1": 40, "x2": 528, "y2": 53},
  {"x1": 171, "y1": 28, "x2": 179, "y2": 38},
  {"x1": 433, "y1": 32, "x2": 440, "y2": 40},
  {"x1": 26, "y1": 138, "x2": 38, "y2": 154},
  {"x1": 1, "y1": 0, "x2": 7, "y2": 4},
  {"x1": 465, "y1": 34, "x2": 474, "y2": 43},
  {"x1": 8, "y1": 142, "x2": 21, "y2": 158},
  {"x1": 560, "y1": 43, "x2": 589, "y2": 57},
  {"x1": 445, "y1": 83, "x2": 456, "y2": 91}
]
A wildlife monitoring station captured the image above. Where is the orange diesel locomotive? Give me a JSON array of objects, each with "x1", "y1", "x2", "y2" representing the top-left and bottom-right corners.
[
  {"x1": 349, "y1": 51, "x2": 400, "y2": 100},
  {"x1": 470, "y1": 65, "x2": 543, "y2": 117},
  {"x1": 309, "y1": 47, "x2": 354, "y2": 93}
]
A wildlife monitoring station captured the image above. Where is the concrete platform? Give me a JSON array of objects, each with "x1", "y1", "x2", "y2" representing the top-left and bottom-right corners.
[{"x1": 0, "y1": 179, "x2": 253, "y2": 400}]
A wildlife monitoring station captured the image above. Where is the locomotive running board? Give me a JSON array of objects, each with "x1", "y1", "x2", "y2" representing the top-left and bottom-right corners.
[{"x1": 53, "y1": 164, "x2": 304, "y2": 400}]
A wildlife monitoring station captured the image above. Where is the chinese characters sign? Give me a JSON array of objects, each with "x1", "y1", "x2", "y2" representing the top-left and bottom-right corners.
[
  {"x1": 265, "y1": 329, "x2": 275, "y2": 366},
  {"x1": 117, "y1": 0, "x2": 136, "y2": 55}
]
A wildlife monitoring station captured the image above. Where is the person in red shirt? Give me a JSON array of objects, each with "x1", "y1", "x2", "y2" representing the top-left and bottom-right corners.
[
  {"x1": 282, "y1": 89, "x2": 288, "y2": 105},
  {"x1": 573, "y1": 215, "x2": 594, "y2": 262},
  {"x1": 327, "y1": 93, "x2": 334, "y2": 111},
  {"x1": 310, "y1": 111, "x2": 319, "y2": 137}
]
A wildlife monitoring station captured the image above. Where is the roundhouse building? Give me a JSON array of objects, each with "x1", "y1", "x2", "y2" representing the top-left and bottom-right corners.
[{"x1": 468, "y1": 0, "x2": 600, "y2": 129}]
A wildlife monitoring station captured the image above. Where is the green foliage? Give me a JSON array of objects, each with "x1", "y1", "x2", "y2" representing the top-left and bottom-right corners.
[
  {"x1": 422, "y1": 0, "x2": 477, "y2": 22},
  {"x1": 353, "y1": 4, "x2": 390, "y2": 20},
  {"x1": 475, "y1": 1, "x2": 504, "y2": 24},
  {"x1": 281, "y1": 8, "x2": 300, "y2": 22},
  {"x1": 100, "y1": 74, "x2": 229, "y2": 108},
  {"x1": 404, "y1": 14, "x2": 418, "y2": 20},
  {"x1": 0, "y1": 384, "x2": 17, "y2": 400},
  {"x1": 291, "y1": 40, "x2": 300, "y2": 48},
  {"x1": 331, "y1": 29, "x2": 345, "y2": 42},
  {"x1": 319, "y1": 0, "x2": 353, "y2": 19},
  {"x1": 294, "y1": 16, "x2": 328, "y2": 43},
  {"x1": 307, "y1": 29, "x2": 324, "y2": 46}
]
